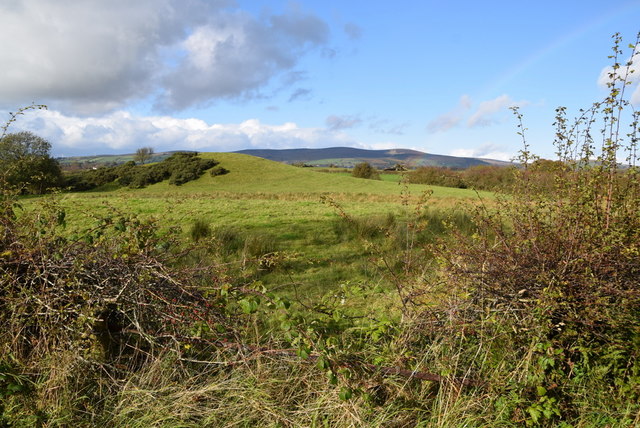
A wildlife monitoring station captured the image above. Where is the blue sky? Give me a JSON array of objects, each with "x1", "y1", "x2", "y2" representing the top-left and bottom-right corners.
[{"x1": 1, "y1": 0, "x2": 639, "y2": 161}]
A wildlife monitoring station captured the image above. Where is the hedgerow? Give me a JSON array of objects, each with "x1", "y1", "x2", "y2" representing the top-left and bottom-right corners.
[{"x1": 64, "y1": 152, "x2": 220, "y2": 191}]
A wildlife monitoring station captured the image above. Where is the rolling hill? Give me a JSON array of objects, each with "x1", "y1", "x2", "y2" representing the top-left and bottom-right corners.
[{"x1": 234, "y1": 147, "x2": 511, "y2": 168}]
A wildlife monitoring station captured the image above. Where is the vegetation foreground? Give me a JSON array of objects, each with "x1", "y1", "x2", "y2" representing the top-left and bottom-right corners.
[{"x1": 1, "y1": 34, "x2": 640, "y2": 427}]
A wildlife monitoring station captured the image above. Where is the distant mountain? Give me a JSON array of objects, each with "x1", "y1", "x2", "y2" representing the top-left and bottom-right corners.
[
  {"x1": 234, "y1": 147, "x2": 511, "y2": 169},
  {"x1": 56, "y1": 147, "x2": 512, "y2": 171}
]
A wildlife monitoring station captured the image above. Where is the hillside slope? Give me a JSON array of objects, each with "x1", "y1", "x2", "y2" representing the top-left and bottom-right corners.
[
  {"x1": 104, "y1": 153, "x2": 490, "y2": 201},
  {"x1": 235, "y1": 147, "x2": 510, "y2": 168}
]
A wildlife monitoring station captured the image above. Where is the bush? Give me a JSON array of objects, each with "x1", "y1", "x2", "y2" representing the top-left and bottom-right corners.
[
  {"x1": 402, "y1": 33, "x2": 640, "y2": 424},
  {"x1": 64, "y1": 152, "x2": 222, "y2": 191},
  {"x1": 210, "y1": 166, "x2": 230, "y2": 177},
  {"x1": 243, "y1": 232, "x2": 277, "y2": 258},
  {"x1": 460, "y1": 165, "x2": 516, "y2": 190},
  {"x1": 0, "y1": 190, "x2": 237, "y2": 424},
  {"x1": 405, "y1": 166, "x2": 466, "y2": 188},
  {"x1": 351, "y1": 162, "x2": 380, "y2": 180},
  {"x1": 211, "y1": 226, "x2": 244, "y2": 255}
]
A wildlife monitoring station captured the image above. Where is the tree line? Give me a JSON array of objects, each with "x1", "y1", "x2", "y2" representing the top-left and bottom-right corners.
[{"x1": 0, "y1": 131, "x2": 226, "y2": 193}]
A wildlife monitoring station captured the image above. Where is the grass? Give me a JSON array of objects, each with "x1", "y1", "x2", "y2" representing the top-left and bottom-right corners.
[
  {"x1": 37, "y1": 153, "x2": 488, "y2": 300},
  {"x1": 8, "y1": 153, "x2": 516, "y2": 426},
  {"x1": 94, "y1": 153, "x2": 490, "y2": 200}
]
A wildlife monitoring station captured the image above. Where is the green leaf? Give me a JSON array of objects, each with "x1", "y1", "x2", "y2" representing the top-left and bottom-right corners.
[
  {"x1": 280, "y1": 320, "x2": 292, "y2": 331},
  {"x1": 316, "y1": 356, "x2": 330, "y2": 370},
  {"x1": 338, "y1": 387, "x2": 353, "y2": 401},
  {"x1": 528, "y1": 406, "x2": 541, "y2": 423},
  {"x1": 239, "y1": 299, "x2": 258, "y2": 314},
  {"x1": 297, "y1": 346, "x2": 310, "y2": 359}
]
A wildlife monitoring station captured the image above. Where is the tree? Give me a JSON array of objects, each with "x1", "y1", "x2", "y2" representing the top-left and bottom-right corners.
[
  {"x1": 134, "y1": 146, "x2": 154, "y2": 164},
  {"x1": 352, "y1": 162, "x2": 380, "y2": 180},
  {"x1": 0, "y1": 131, "x2": 62, "y2": 194}
]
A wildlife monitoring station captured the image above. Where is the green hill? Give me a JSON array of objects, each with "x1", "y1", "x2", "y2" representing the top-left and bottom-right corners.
[{"x1": 120, "y1": 152, "x2": 488, "y2": 201}]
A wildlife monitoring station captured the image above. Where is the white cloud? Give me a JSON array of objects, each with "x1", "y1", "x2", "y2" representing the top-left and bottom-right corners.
[
  {"x1": 467, "y1": 94, "x2": 527, "y2": 128},
  {"x1": 0, "y1": 1, "x2": 330, "y2": 114},
  {"x1": 427, "y1": 95, "x2": 472, "y2": 133},
  {"x1": 9, "y1": 109, "x2": 358, "y2": 156},
  {"x1": 450, "y1": 143, "x2": 513, "y2": 161}
]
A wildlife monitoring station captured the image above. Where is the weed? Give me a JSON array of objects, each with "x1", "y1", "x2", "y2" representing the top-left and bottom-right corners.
[
  {"x1": 189, "y1": 218, "x2": 211, "y2": 242},
  {"x1": 243, "y1": 232, "x2": 278, "y2": 258}
]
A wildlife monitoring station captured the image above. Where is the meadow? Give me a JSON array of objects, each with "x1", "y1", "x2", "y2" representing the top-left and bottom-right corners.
[{"x1": 51, "y1": 153, "x2": 487, "y2": 299}]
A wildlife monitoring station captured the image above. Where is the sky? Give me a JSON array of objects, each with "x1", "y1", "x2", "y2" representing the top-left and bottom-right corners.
[{"x1": 1, "y1": 0, "x2": 639, "y2": 161}]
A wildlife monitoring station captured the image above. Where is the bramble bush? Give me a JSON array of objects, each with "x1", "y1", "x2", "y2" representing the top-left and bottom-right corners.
[{"x1": 400, "y1": 32, "x2": 640, "y2": 425}]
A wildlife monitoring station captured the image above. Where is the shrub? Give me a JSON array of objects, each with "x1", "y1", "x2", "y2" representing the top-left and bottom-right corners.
[
  {"x1": 402, "y1": 33, "x2": 640, "y2": 423},
  {"x1": 64, "y1": 152, "x2": 221, "y2": 191},
  {"x1": 460, "y1": 165, "x2": 516, "y2": 190},
  {"x1": 0, "y1": 190, "x2": 237, "y2": 424},
  {"x1": 243, "y1": 232, "x2": 277, "y2": 258},
  {"x1": 352, "y1": 162, "x2": 380, "y2": 180},
  {"x1": 210, "y1": 166, "x2": 229, "y2": 177},
  {"x1": 405, "y1": 166, "x2": 466, "y2": 188},
  {"x1": 333, "y1": 213, "x2": 395, "y2": 241}
]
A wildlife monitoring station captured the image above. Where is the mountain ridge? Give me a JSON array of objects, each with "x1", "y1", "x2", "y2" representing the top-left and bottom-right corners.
[
  {"x1": 234, "y1": 147, "x2": 511, "y2": 168},
  {"x1": 57, "y1": 147, "x2": 512, "y2": 170}
]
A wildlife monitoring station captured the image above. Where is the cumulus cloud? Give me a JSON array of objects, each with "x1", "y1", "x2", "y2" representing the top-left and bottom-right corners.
[
  {"x1": 427, "y1": 95, "x2": 472, "y2": 133},
  {"x1": 450, "y1": 143, "x2": 512, "y2": 161},
  {"x1": 158, "y1": 8, "x2": 329, "y2": 110},
  {"x1": 467, "y1": 94, "x2": 527, "y2": 128},
  {"x1": 0, "y1": 0, "x2": 330, "y2": 114},
  {"x1": 325, "y1": 115, "x2": 362, "y2": 130},
  {"x1": 10, "y1": 109, "x2": 358, "y2": 156}
]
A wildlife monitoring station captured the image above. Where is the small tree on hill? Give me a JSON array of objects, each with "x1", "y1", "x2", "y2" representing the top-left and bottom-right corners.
[
  {"x1": 352, "y1": 162, "x2": 380, "y2": 180},
  {"x1": 135, "y1": 146, "x2": 154, "y2": 164}
]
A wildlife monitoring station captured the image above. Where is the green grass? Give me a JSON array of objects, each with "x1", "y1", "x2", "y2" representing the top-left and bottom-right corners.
[
  {"x1": 97, "y1": 153, "x2": 490, "y2": 200},
  {"x1": 40, "y1": 153, "x2": 487, "y2": 302}
]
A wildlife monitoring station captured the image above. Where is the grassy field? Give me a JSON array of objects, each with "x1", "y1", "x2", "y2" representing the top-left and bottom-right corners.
[{"x1": 48, "y1": 153, "x2": 486, "y2": 299}]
